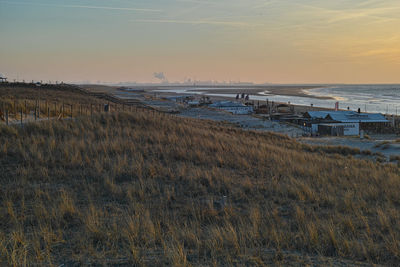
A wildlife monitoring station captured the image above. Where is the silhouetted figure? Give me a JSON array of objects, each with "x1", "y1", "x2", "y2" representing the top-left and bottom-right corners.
[
  {"x1": 358, "y1": 108, "x2": 361, "y2": 113},
  {"x1": 236, "y1": 94, "x2": 239, "y2": 99},
  {"x1": 241, "y1": 93, "x2": 245, "y2": 98},
  {"x1": 245, "y1": 94, "x2": 249, "y2": 100}
]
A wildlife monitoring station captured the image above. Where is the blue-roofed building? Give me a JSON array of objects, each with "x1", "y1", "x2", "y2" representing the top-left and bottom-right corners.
[
  {"x1": 304, "y1": 110, "x2": 358, "y2": 120},
  {"x1": 209, "y1": 101, "x2": 253, "y2": 115},
  {"x1": 0, "y1": 74, "x2": 7, "y2": 83},
  {"x1": 302, "y1": 110, "x2": 389, "y2": 135},
  {"x1": 326, "y1": 112, "x2": 388, "y2": 123}
]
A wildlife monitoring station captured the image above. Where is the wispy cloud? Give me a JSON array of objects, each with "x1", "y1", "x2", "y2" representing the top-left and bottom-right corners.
[
  {"x1": 0, "y1": 1, "x2": 162, "y2": 12},
  {"x1": 131, "y1": 18, "x2": 261, "y2": 28},
  {"x1": 292, "y1": 3, "x2": 400, "y2": 25}
]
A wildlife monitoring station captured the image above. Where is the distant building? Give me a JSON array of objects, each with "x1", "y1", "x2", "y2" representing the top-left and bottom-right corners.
[
  {"x1": 209, "y1": 101, "x2": 253, "y2": 115},
  {"x1": 303, "y1": 110, "x2": 388, "y2": 123},
  {"x1": 164, "y1": 95, "x2": 195, "y2": 103},
  {"x1": 318, "y1": 123, "x2": 360, "y2": 136},
  {"x1": 0, "y1": 74, "x2": 7, "y2": 83},
  {"x1": 302, "y1": 110, "x2": 388, "y2": 135}
]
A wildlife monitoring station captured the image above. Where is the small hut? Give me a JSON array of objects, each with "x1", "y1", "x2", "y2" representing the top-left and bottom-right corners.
[{"x1": 0, "y1": 74, "x2": 7, "y2": 83}]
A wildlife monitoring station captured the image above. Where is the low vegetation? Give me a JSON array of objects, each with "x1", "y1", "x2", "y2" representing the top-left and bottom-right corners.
[
  {"x1": 1, "y1": 87, "x2": 400, "y2": 266},
  {"x1": 0, "y1": 84, "x2": 116, "y2": 121}
]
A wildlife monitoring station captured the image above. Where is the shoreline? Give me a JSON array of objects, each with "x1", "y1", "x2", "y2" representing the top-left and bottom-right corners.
[
  {"x1": 145, "y1": 85, "x2": 333, "y2": 100},
  {"x1": 141, "y1": 86, "x2": 338, "y2": 114}
]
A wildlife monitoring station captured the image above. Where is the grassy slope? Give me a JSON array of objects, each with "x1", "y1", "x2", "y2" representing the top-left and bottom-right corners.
[
  {"x1": 0, "y1": 109, "x2": 400, "y2": 266},
  {"x1": 0, "y1": 85, "x2": 103, "y2": 104}
]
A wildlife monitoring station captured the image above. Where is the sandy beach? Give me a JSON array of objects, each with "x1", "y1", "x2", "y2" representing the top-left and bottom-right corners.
[
  {"x1": 138, "y1": 84, "x2": 332, "y2": 99},
  {"x1": 185, "y1": 85, "x2": 332, "y2": 99},
  {"x1": 81, "y1": 84, "x2": 338, "y2": 114}
]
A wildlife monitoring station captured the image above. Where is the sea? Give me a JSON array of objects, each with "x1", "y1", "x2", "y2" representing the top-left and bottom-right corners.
[{"x1": 156, "y1": 84, "x2": 400, "y2": 115}]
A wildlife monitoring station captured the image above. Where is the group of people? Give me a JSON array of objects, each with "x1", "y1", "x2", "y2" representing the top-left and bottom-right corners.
[{"x1": 236, "y1": 93, "x2": 250, "y2": 100}]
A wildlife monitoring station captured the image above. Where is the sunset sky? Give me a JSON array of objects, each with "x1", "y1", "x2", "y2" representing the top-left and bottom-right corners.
[{"x1": 1, "y1": 0, "x2": 400, "y2": 84}]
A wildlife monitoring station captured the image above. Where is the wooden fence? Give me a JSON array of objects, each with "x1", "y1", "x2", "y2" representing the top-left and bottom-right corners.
[
  {"x1": 0, "y1": 82, "x2": 154, "y2": 126},
  {"x1": 0, "y1": 98, "x2": 146, "y2": 126}
]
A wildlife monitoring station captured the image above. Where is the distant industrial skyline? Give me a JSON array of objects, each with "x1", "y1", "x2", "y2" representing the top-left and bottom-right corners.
[{"x1": 1, "y1": 0, "x2": 400, "y2": 84}]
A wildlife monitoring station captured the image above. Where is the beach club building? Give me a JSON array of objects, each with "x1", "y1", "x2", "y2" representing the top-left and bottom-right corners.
[
  {"x1": 0, "y1": 74, "x2": 7, "y2": 83},
  {"x1": 209, "y1": 101, "x2": 254, "y2": 115},
  {"x1": 302, "y1": 111, "x2": 388, "y2": 136}
]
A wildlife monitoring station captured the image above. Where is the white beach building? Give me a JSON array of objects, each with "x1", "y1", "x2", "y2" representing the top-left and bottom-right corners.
[{"x1": 209, "y1": 101, "x2": 253, "y2": 115}]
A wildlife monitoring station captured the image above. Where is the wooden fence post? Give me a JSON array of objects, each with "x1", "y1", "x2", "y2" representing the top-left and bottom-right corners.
[
  {"x1": 70, "y1": 105, "x2": 73, "y2": 118},
  {"x1": 91, "y1": 104, "x2": 93, "y2": 117},
  {"x1": 24, "y1": 100, "x2": 27, "y2": 118},
  {"x1": 48, "y1": 107, "x2": 50, "y2": 120},
  {"x1": 34, "y1": 107, "x2": 37, "y2": 121},
  {"x1": 62, "y1": 102, "x2": 64, "y2": 118},
  {"x1": 37, "y1": 99, "x2": 40, "y2": 119},
  {"x1": 20, "y1": 108, "x2": 23, "y2": 125},
  {"x1": 5, "y1": 110, "x2": 8, "y2": 125}
]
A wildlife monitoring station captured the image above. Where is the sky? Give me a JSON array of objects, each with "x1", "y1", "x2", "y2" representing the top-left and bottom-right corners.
[{"x1": 1, "y1": 0, "x2": 400, "y2": 84}]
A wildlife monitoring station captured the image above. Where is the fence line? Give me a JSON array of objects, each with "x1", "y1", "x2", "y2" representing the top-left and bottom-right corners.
[{"x1": 0, "y1": 98, "x2": 154, "y2": 126}]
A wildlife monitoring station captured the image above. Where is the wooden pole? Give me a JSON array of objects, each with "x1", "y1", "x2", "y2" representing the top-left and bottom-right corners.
[
  {"x1": 62, "y1": 102, "x2": 64, "y2": 118},
  {"x1": 48, "y1": 107, "x2": 50, "y2": 120},
  {"x1": 24, "y1": 100, "x2": 27, "y2": 118},
  {"x1": 20, "y1": 108, "x2": 23, "y2": 125},
  {"x1": 37, "y1": 99, "x2": 40, "y2": 119},
  {"x1": 5, "y1": 110, "x2": 8, "y2": 125},
  {"x1": 90, "y1": 104, "x2": 93, "y2": 117},
  {"x1": 70, "y1": 105, "x2": 73, "y2": 118}
]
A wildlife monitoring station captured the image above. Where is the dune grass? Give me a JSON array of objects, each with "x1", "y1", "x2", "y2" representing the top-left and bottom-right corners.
[
  {"x1": 0, "y1": 85, "x2": 128, "y2": 122},
  {"x1": 0, "y1": 107, "x2": 399, "y2": 266}
]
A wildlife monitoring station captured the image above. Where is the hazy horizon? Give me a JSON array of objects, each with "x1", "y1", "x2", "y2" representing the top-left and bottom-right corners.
[{"x1": 1, "y1": 0, "x2": 400, "y2": 84}]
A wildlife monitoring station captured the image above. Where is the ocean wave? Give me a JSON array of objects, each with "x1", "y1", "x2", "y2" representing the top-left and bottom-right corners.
[{"x1": 302, "y1": 88, "x2": 347, "y2": 101}]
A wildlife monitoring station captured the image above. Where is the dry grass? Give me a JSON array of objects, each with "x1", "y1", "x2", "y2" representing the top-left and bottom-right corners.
[
  {"x1": 0, "y1": 85, "x2": 130, "y2": 121},
  {"x1": 1, "y1": 88, "x2": 400, "y2": 266}
]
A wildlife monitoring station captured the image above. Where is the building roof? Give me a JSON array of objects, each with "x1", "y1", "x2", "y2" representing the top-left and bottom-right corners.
[
  {"x1": 304, "y1": 110, "x2": 354, "y2": 119},
  {"x1": 209, "y1": 101, "x2": 248, "y2": 108},
  {"x1": 304, "y1": 110, "x2": 388, "y2": 123},
  {"x1": 326, "y1": 112, "x2": 388, "y2": 123}
]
